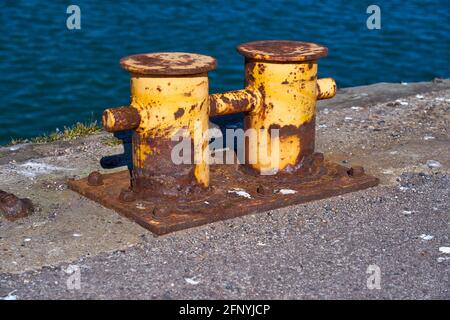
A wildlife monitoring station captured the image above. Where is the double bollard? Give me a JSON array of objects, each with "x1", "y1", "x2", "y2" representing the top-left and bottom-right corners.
[
  {"x1": 102, "y1": 40, "x2": 336, "y2": 198},
  {"x1": 68, "y1": 39, "x2": 379, "y2": 234}
]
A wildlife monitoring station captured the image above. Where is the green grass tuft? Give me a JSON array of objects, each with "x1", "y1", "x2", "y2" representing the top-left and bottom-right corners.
[{"x1": 9, "y1": 121, "x2": 102, "y2": 145}]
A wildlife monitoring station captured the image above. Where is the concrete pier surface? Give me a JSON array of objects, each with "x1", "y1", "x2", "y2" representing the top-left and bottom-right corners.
[{"x1": 0, "y1": 80, "x2": 449, "y2": 299}]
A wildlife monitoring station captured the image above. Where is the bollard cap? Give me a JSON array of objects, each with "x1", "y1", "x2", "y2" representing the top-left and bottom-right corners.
[
  {"x1": 237, "y1": 40, "x2": 328, "y2": 62},
  {"x1": 120, "y1": 52, "x2": 217, "y2": 76}
]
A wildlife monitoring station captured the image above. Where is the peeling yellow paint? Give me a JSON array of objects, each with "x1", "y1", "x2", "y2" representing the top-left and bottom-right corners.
[
  {"x1": 244, "y1": 60, "x2": 318, "y2": 172},
  {"x1": 130, "y1": 73, "x2": 210, "y2": 186}
]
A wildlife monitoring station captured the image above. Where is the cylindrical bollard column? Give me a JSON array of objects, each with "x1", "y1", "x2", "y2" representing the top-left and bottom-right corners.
[
  {"x1": 116, "y1": 52, "x2": 216, "y2": 197},
  {"x1": 236, "y1": 40, "x2": 336, "y2": 174}
]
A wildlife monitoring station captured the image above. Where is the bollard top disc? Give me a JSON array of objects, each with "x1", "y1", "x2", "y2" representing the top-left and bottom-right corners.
[
  {"x1": 120, "y1": 52, "x2": 217, "y2": 76},
  {"x1": 237, "y1": 40, "x2": 328, "y2": 62}
]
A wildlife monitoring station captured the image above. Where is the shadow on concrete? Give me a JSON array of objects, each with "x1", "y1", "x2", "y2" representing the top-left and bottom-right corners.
[{"x1": 100, "y1": 131, "x2": 133, "y2": 171}]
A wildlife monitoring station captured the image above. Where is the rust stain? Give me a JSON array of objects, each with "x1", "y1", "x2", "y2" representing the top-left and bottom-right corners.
[
  {"x1": 103, "y1": 106, "x2": 141, "y2": 132},
  {"x1": 120, "y1": 52, "x2": 217, "y2": 76},
  {"x1": 0, "y1": 190, "x2": 34, "y2": 222},
  {"x1": 130, "y1": 134, "x2": 204, "y2": 198},
  {"x1": 237, "y1": 40, "x2": 328, "y2": 62},
  {"x1": 174, "y1": 108, "x2": 185, "y2": 119}
]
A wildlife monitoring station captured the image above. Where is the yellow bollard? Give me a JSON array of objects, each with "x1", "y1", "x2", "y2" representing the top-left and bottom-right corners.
[
  {"x1": 104, "y1": 52, "x2": 216, "y2": 196},
  {"x1": 210, "y1": 40, "x2": 336, "y2": 174}
]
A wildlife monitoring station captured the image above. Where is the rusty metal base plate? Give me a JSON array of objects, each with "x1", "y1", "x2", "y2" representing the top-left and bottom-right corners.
[{"x1": 68, "y1": 162, "x2": 379, "y2": 235}]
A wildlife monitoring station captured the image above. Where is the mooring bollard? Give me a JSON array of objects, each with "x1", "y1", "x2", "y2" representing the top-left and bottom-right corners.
[
  {"x1": 68, "y1": 40, "x2": 379, "y2": 235},
  {"x1": 210, "y1": 40, "x2": 336, "y2": 174},
  {"x1": 103, "y1": 52, "x2": 217, "y2": 196}
]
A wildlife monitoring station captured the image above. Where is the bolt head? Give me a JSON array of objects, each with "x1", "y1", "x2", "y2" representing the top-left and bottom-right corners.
[
  {"x1": 152, "y1": 207, "x2": 169, "y2": 219},
  {"x1": 1, "y1": 194, "x2": 19, "y2": 207},
  {"x1": 87, "y1": 171, "x2": 103, "y2": 186},
  {"x1": 118, "y1": 189, "x2": 136, "y2": 202},
  {"x1": 348, "y1": 166, "x2": 365, "y2": 177},
  {"x1": 256, "y1": 185, "x2": 271, "y2": 195}
]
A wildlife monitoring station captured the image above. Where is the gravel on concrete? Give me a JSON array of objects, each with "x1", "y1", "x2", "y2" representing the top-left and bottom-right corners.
[{"x1": 0, "y1": 80, "x2": 449, "y2": 299}]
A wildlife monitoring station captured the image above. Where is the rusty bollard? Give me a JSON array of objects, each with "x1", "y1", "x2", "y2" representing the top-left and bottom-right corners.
[
  {"x1": 102, "y1": 42, "x2": 336, "y2": 194},
  {"x1": 0, "y1": 190, "x2": 34, "y2": 221},
  {"x1": 103, "y1": 53, "x2": 217, "y2": 197},
  {"x1": 209, "y1": 40, "x2": 336, "y2": 174}
]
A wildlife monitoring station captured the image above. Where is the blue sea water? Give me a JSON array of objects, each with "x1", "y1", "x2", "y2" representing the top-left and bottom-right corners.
[{"x1": 0, "y1": 0, "x2": 449, "y2": 144}]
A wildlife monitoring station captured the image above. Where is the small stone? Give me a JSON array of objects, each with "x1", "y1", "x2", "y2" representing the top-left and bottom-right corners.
[
  {"x1": 395, "y1": 99, "x2": 409, "y2": 106},
  {"x1": 184, "y1": 277, "x2": 200, "y2": 285},
  {"x1": 419, "y1": 234, "x2": 434, "y2": 241},
  {"x1": 1, "y1": 291, "x2": 17, "y2": 300},
  {"x1": 9, "y1": 145, "x2": 22, "y2": 151},
  {"x1": 426, "y1": 160, "x2": 442, "y2": 169},
  {"x1": 136, "y1": 203, "x2": 146, "y2": 210},
  {"x1": 277, "y1": 189, "x2": 297, "y2": 195},
  {"x1": 228, "y1": 188, "x2": 252, "y2": 199},
  {"x1": 438, "y1": 247, "x2": 450, "y2": 254}
]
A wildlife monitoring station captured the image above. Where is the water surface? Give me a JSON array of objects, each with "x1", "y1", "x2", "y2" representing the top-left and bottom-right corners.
[{"x1": 0, "y1": 0, "x2": 449, "y2": 144}]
